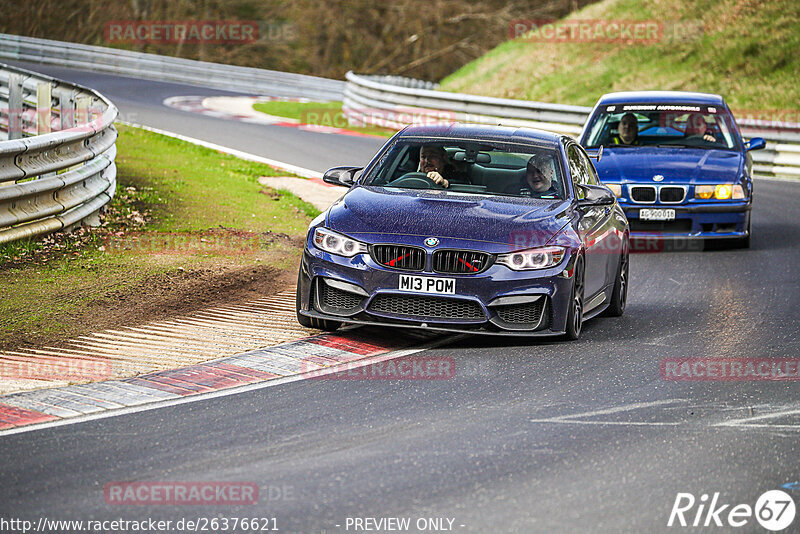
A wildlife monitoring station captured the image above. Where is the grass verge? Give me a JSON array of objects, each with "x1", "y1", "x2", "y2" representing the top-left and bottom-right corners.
[
  {"x1": 440, "y1": 0, "x2": 800, "y2": 114},
  {"x1": 253, "y1": 100, "x2": 397, "y2": 137},
  {"x1": 0, "y1": 123, "x2": 319, "y2": 351}
]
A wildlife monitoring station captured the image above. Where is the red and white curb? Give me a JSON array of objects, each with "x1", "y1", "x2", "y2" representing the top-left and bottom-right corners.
[
  {"x1": 0, "y1": 329, "x2": 446, "y2": 434},
  {"x1": 162, "y1": 95, "x2": 386, "y2": 138}
]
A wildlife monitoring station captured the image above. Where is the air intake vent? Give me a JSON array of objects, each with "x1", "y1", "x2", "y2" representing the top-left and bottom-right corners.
[{"x1": 369, "y1": 295, "x2": 485, "y2": 320}]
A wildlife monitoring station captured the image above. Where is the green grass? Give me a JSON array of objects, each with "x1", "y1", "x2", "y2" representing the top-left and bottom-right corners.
[
  {"x1": 253, "y1": 100, "x2": 397, "y2": 137},
  {"x1": 115, "y1": 124, "x2": 319, "y2": 230},
  {"x1": 440, "y1": 0, "x2": 800, "y2": 114},
  {"x1": 0, "y1": 124, "x2": 318, "y2": 348}
]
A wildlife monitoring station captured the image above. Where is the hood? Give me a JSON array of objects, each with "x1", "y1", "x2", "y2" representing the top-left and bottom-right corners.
[
  {"x1": 327, "y1": 186, "x2": 571, "y2": 250},
  {"x1": 594, "y1": 147, "x2": 744, "y2": 184}
]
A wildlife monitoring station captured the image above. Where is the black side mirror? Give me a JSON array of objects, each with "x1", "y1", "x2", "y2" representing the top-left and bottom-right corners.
[
  {"x1": 576, "y1": 184, "x2": 615, "y2": 207},
  {"x1": 746, "y1": 137, "x2": 766, "y2": 151},
  {"x1": 323, "y1": 166, "x2": 363, "y2": 187}
]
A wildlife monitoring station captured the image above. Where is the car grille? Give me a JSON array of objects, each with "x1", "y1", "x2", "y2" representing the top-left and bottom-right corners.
[
  {"x1": 433, "y1": 250, "x2": 490, "y2": 274},
  {"x1": 371, "y1": 245, "x2": 425, "y2": 271},
  {"x1": 368, "y1": 294, "x2": 485, "y2": 320},
  {"x1": 659, "y1": 186, "x2": 686, "y2": 203},
  {"x1": 314, "y1": 280, "x2": 364, "y2": 315},
  {"x1": 630, "y1": 185, "x2": 656, "y2": 203},
  {"x1": 494, "y1": 300, "x2": 545, "y2": 325}
]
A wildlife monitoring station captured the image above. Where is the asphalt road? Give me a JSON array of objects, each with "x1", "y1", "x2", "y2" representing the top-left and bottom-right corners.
[{"x1": 2, "y1": 63, "x2": 800, "y2": 533}]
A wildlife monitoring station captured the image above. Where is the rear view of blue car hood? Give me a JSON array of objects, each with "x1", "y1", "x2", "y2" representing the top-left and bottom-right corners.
[
  {"x1": 595, "y1": 147, "x2": 744, "y2": 183},
  {"x1": 327, "y1": 186, "x2": 570, "y2": 249}
]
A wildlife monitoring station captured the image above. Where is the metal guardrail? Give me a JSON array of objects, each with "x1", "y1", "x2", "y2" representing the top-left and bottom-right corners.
[
  {"x1": 0, "y1": 62, "x2": 117, "y2": 244},
  {"x1": 0, "y1": 33, "x2": 345, "y2": 102},
  {"x1": 344, "y1": 72, "x2": 800, "y2": 178}
]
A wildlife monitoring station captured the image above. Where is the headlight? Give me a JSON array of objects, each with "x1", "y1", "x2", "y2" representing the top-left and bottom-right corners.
[
  {"x1": 695, "y1": 184, "x2": 746, "y2": 200},
  {"x1": 496, "y1": 246, "x2": 566, "y2": 271},
  {"x1": 312, "y1": 227, "x2": 367, "y2": 257},
  {"x1": 605, "y1": 184, "x2": 622, "y2": 198}
]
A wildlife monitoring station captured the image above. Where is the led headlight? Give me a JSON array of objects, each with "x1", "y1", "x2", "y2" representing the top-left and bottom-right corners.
[
  {"x1": 695, "y1": 184, "x2": 746, "y2": 200},
  {"x1": 313, "y1": 227, "x2": 367, "y2": 257},
  {"x1": 496, "y1": 246, "x2": 566, "y2": 271}
]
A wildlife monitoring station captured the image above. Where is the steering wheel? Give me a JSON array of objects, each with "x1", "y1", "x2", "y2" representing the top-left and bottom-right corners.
[{"x1": 390, "y1": 172, "x2": 444, "y2": 189}]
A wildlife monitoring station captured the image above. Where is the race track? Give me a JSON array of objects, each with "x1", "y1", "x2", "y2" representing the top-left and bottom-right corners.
[{"x1": 1, "y1": 62, "x2": 799, "y2": 533}]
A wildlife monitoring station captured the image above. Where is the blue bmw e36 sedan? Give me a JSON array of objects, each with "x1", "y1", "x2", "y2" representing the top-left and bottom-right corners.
[{"x1": 579, "y1": 91, "x2": 765, "y2": 248}]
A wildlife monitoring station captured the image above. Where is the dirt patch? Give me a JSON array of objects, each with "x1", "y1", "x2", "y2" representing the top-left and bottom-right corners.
[{"x1": 0, "y1": 261, "x2": 298, "y2": 353}]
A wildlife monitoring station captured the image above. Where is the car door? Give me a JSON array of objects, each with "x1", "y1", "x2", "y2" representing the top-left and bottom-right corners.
[{"x1": 568, "y1": 144, "x2": 615, "y2": 301}]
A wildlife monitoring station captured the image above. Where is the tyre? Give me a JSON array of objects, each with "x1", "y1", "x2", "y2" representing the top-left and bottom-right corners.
[
  {"x1": 296, "y1": 273, "x2": 341, "y2": 331},
  {"x1": 562, "y1": 256, "x2": 585, "y2": 341},
  {"x1": 603, "y1": 237, "x2": 629, "y2": 317}
]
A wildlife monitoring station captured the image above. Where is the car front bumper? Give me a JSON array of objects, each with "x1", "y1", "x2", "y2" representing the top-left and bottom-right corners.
[
  {"x1": 298, "y1": 246, "x2": 578, "y2": 336},
  {"x1": 621, "y1": 201, "x2": 751, "y2": 240}
]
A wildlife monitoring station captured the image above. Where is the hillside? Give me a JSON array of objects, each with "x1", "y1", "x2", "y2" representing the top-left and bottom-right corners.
[{"x1": 440, "y1": 0, "x2": 800, "y2": 114}]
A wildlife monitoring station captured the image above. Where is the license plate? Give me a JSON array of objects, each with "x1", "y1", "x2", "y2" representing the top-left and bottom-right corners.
[
  {"x1": 399, "y1": 275, "x2": 455, "y2": 295},
  {"x1": 640, "y1": 208, "x2": 676, "y2": 221}
]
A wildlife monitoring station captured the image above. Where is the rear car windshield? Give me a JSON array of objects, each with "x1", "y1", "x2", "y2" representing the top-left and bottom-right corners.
[
  {"x1": 583, "y1": 104, "x2": 741, "y2": 150},
  {"x1": 362, "y1": 139, "x2": 566, "y2": 200}
]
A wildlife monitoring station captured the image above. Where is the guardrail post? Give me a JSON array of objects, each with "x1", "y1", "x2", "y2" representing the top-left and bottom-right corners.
[
  {"x1": 37, "y1": 82, "x2": 52, "y2": 135},
  {"x1": 76, "y1": 96, "x2": 91, "y2": 126},
  {"x1": 59, "y1": 92, "x2": 75, "y2": 130},
  {"x1": 8, "y1": 73, "x2": 23, "y2": 140}
]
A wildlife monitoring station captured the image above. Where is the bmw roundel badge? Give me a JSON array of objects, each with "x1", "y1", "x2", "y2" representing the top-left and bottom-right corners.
[{"x1": 424, "y1": 237, "x2": 439, "y2": 247}]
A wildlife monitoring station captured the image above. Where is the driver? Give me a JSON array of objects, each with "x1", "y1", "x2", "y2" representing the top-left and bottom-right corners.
[
  {"x1": 613, "y1": 113, "x2": 640, "y2": 145},
  {"x1": 685, "y1": 113, "x2": 717, "y2": 143},
  {"x1": 418, "y1": 144, "x2": 468, "y2": 188}
]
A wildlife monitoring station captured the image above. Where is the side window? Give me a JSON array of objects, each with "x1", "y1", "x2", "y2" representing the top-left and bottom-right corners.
[
  {"x1": 567, "y1": 145, "x2": 589, "y2": 198},
  {"x1": 576, "y1": 147, "x2": 599, "y2": 185}
]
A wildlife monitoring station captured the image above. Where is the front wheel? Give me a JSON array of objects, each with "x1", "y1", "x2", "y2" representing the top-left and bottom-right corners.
[
  {"x1": 562, "y1": 256, "x2": 585, "y2": 341},
  {"x1": 603, "y1": 237, "x2": 629, "y2": 317}
]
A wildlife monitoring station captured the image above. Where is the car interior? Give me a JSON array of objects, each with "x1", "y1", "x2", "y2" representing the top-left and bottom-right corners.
[{"x1": 367, "y1": 143, "x2": 566, "y2": 199}]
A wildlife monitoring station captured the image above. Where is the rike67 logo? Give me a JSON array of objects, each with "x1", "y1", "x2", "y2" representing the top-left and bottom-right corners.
[{"x1": 668, "y1": 490, "x2": 796, "y2": 531}]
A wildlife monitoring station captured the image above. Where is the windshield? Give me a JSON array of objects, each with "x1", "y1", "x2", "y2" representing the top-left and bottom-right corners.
[
  {"x1": 362, "y1": 139, "x2": 566, "y2": 200},
  {"x1": 583, "y1": 104, "x2": 741, "y2": 150}
]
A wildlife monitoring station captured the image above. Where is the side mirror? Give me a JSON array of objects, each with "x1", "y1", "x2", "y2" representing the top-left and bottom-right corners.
[
  {"x1": 323, "y1": 166, "x2": 363, "y2": 187},
  {"x1": 576, "y1": 184, "x2": 615, "y2": 207},
  {"x1": 746, "y1": 137, "x2": 766, "y2": 151}
]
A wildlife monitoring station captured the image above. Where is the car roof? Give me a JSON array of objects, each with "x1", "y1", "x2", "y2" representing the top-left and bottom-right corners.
[
  {"x1": 596, "y1": 91, "x2": 726, "y2": 106},
  {"x1": 398, "y1": 123, "x2": 563, "y2": 148}
]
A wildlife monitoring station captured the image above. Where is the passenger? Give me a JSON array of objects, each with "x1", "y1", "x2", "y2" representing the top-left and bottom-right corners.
[
  {"x1": 614, "y1": 113, "x2": 640, "y2": 145},
  {"x1": 520, "y1": 157, "x2": 559, "y2": 198},
  {"x1": 418, "y1": 144, "x2": 469, "y2": 188}
]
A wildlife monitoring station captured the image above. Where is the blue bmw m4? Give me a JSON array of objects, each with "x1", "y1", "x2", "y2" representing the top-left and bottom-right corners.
[
  {"x1": 296, "y1": 124, "x2": 629, "y2": 339},
  {"x1": 579, "y1": 91, "x2": 765, "y2": 248}
]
